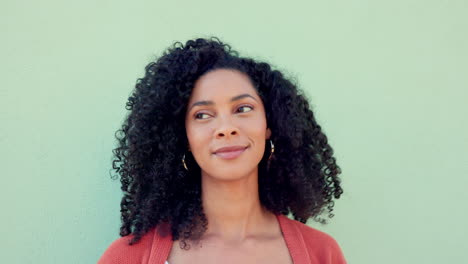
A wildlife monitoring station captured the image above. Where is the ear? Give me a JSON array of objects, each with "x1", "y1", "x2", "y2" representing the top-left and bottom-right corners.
[{"x1": 265, "y1": 128, "x2": 272, "y2": 140}]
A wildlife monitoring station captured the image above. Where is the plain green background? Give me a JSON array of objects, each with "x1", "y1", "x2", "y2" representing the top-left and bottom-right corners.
[{"x1": 2, "y1": 0, "x2": 467, "y2": 263}]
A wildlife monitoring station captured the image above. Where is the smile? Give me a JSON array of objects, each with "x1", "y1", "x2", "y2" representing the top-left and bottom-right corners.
[{"x1": 214, "y1": 147, "x2": 248, "y2": 160}]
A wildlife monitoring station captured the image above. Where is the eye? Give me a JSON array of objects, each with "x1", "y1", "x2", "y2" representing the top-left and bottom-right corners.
[
  {"x1": 194, "y1": 112, "x2": 211, "y2": 120},
  {"x1": 237, "y1": 105, "x2": 253, "y2": 113}
]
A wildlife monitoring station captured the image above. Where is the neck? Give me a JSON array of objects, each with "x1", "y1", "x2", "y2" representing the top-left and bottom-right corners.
[{"x1": 200, "y1": 168, "x2": 276, "y2": 243}]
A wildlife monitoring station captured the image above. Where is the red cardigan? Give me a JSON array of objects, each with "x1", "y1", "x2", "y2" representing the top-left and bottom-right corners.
[{"x1": 98, "y1": 214, "x2": 347, "y2": 264}]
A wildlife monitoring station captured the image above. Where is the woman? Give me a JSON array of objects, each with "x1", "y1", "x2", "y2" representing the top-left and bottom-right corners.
[{"x1": 98, "y1": 37, "x2": 346, "y2": 264}]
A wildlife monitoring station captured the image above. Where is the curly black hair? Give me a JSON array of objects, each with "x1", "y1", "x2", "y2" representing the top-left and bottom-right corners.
[{"x1": 111, "y1": 36, "x2": 343, "y2": 249}]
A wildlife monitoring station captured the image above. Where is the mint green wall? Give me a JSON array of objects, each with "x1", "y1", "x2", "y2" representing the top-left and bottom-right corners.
[{"x1": 2, "y1": 0, "x2": 467, "y2": 263}]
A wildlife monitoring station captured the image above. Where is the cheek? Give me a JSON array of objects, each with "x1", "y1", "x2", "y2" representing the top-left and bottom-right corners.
[
  {"x1": 243, "y1": 116, "x2": 267, "y2": 137},
  {"x1": 185, "y1": 124, "x2": 196, "y2": 147},
  {"x1": 186, "y1": 125, "x2": 210, "y2": 148}
]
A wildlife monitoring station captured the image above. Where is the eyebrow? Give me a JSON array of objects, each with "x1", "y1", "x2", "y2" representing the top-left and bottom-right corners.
[{"x1": 188, "y1": 93, "x2": 258, "y2": 112}]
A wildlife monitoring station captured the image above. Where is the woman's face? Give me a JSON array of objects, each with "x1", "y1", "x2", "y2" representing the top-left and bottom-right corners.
[{"x1": 185, "y1": 68, "x2": 271, "y2": 180}]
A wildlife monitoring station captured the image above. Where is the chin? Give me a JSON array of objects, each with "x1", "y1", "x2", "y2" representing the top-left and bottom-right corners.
[{"x1": 203, "y1": 166, "x2": 256, "y2": 181}]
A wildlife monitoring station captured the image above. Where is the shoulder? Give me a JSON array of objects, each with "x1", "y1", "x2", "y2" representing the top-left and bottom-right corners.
[
  {"x1": 295, "y1": 220, "x2": 341, "y2": 248},
  {"x1": 97, "y1": 228, "x2": 157, "y2": 264},
  {"x1": 281, "y1": 215, "x2": 347, "y2": 263}
]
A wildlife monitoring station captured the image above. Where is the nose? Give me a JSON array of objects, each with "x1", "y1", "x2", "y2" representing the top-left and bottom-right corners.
[{"x1": 215, "y1": 117, "x2": 240, "y2": 139}]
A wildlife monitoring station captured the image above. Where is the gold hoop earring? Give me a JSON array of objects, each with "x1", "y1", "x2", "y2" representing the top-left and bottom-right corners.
[
  {"x1": 182, "y1": 153, "x2": 189, "y2": 171},
  {"x1": 268, "y1": 139, "x2": 275, "y2": 160}
]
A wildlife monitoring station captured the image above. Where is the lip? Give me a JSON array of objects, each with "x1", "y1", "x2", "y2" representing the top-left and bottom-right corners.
[{"x1": 213, "y1": 145, "x2": 248, "y2": 160}]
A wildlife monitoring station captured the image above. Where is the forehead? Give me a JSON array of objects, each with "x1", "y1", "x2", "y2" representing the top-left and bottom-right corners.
[{"x1": 188, "y1": 69, "x2": 259, "y2": 101}]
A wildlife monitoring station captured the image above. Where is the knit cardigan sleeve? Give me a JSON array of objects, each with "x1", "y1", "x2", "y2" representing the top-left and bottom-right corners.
[
  {"x1": 298, "y1": 223, "x2": 347, "y2": 264},
  {"x1": 97, "y1": 228, "x2": 156, "y2": 264}
]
